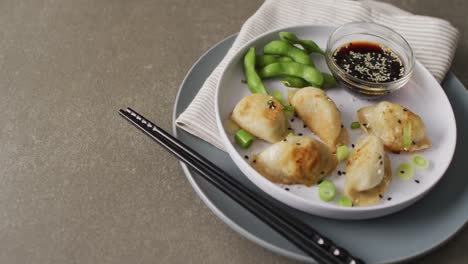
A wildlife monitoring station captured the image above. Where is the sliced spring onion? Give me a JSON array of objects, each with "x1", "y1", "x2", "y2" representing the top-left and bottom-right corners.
[
  {"x1": 350, "y1": 121, "x2": 360, "y2": 129},
  {"x1": 336, "y1": 145, "x2": 350, "y2": 162},
  {"x1": 234, "y1": 129, "x2": 254, "y2": 149},
  {"x1": 284, "y1": 105, "x2": 295, "y2": 119},
  {"x1": 318, "y1": 180, "x2": 336, "y2": 201},
  {"x1": 412, "y1": 155, "x2": 429, "y2": 169},
  {"x1": 339, "y1": 197, "x2": 353, "y2": 207},
  {"x1": 403, "y1": 122, "x2": 412, "y2": 148},
  {"x1": 271, "y1": 91, "x2": 284, "y2": 105},
  {"x1": 397, "y1": 162, "x2": 414, "y2": 180},
  {"x1": 288, "y1": 132, "x2": 295, "y2": 137}
]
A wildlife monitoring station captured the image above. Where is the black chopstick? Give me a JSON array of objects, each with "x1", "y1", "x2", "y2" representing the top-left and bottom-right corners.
[{"x1": 119, "y1": 108, "x2": 364, "y2": 264}]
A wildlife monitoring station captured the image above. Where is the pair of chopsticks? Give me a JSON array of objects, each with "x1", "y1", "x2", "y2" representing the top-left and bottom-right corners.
[{"x1": 119, "y1": 107, "x2": 364, "y2": 264}]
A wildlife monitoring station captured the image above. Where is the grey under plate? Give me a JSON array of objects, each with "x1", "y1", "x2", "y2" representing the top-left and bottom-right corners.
[{"x1": 172, "y1": 34, "x2": 468, "y2": 263}]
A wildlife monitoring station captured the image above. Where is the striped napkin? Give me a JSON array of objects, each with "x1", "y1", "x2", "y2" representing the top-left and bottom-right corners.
[{"x1": 176, "y1": 0, "x2": 459, "y2": 151}]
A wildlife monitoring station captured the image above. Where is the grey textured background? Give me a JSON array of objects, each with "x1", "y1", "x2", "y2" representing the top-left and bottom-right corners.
[{"x1": 0, "y1": 0, "x2": 466, "y2": 263}]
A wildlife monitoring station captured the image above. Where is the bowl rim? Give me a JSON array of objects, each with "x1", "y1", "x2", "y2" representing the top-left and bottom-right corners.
[
  {"x1": 325, "y1": 22, "x2": 415, "y2": 88},
  {"x1": 214, "y1": 24, "x2": 457, "y2": 217}
]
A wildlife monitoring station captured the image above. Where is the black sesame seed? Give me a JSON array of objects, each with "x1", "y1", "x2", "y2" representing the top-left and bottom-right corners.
[
  {"x1": 341, "y1": 124, "x2": 344, "y2": 128},
  {"x1": 290, "y1": 118, "x2": 295, "y2": 122},
  {"x1": 285, "y1": 188, "x2": 290, "y2": 191},
  {"x1": 403, "y1": 108, "x2": 408, "y2": 112},
  {"x1": 296, "y1": 143, "x2": 301, "y2": 146},
  {"x1": 379, "y1": 194, "x2": 383, "y2": 198},
  {"x1": 253, "y1": 160, "x2": 257, "y2": 163},
  {"x1": 317, "y1": 180, "x2": 323, "y2": 185},
  {"x1": 342, "y1": 171, "x2": 346, "y2": 175},
  {"x1": 363, "y1": 123, "x2": 367, "y2": 127},
  {"x1": 244, "y1": 155, "x2": 249, "y2": 159},
  {"x1": 415, "y1": 180, "x2": 420, "y2": 183},
  {"x1": 337, "y1": 170, "x2": 342, "y2": 176},
  {"x1": 387, "y1": 197, "x2": 392, "y2": 201},
  {"x1": 241, "y1": 79, "x2": 247, "y2": 83},
  {"x1": 412, "y1": 141, "x2": 416, "y2": 145},
  {"x1": 397, "y1": 119, "x2": 401, "y2": 124},
  {"x1": 298, "y1": 133, "x2": 303, "y2": 136},
  {"x1": 351, "y1": 144, "x2": 355, "y2": 148},
  {"x1": 378, "y1": 155, "x2": 382, "y2": 159},
  {"x1": 380, "y1": 160, "x2": 383, "y2": 165},
  {"x1": 400, "y1": 170, "x2": 405, "y2": 174},
  {"x1": 303, "y1": 124, "x2": 307, "y2": 128},
  {"x1": 287, "y1": 127, "x2": 292, "y2": 130},
  {"x1": 320, "y1": 171, "x2": 325, "y2": 175},
  {"x1": 283, "y1": 138, "x2": 287, "y2": 142},
  {"x1": 294, "y1": 113, "x2": 298, "y2": 118}
]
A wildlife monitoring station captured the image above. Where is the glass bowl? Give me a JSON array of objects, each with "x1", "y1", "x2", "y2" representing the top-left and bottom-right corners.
[{"x1": 325, "y1": 22, "x2": 414, "y2": 98}]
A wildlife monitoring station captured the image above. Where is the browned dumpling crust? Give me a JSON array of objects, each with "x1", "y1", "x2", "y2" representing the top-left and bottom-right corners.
[
  {"x1": 290, "y1": 87, "x2": 348, "y2": 150},
  {"x1": 357, "y1": 101, "x2": 431, "y2": 153},
  {"x1": 231, "y1": 94, "x2": 289, "y2": 143},
  {"x1": 251, "y1": 135, "x2": 337, "y2": 186},
  {"x1": 345, "y1": 135, "x2": 392, "y2": 206}
]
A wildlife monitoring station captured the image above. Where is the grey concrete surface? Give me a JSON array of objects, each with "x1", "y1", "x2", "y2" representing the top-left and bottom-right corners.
[{"x1": 0, "y1": 0, "x2": 465, "y2": 263}]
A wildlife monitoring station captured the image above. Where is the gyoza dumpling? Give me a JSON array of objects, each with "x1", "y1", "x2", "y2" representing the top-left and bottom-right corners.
[
  {"x1": 345, "y1": 135, "x2": 391, "y2": 206},
  {"x1": 231, "y1": 94, "x2": 289, "y2": 143},
  {"x1": 251, "y1": 135, "x2": 337, "y2": 186},
  {"x1": 357, "y1": 101, "x2": 431, "y2": 153},
  {"x1": 290, "y1": 87, "x2": 348, "y2": 150}
]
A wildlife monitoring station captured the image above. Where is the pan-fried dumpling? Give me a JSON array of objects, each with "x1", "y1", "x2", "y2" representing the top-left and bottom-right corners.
[
  {"x1": 231, "y1": 94, "x2": 289, "y2": 143},
  {"x1": 345, "y1": 135, "x2": 392, "y2": 206},
  {"x1": 290, "y1": 87, "x2": 348, "y2": 150},
  {"x1": 357, "y1": 101, "x2": 431, "y2": 153},
  {"x1": 251, "y1": 135, "x2": 337, "y2": 186}
]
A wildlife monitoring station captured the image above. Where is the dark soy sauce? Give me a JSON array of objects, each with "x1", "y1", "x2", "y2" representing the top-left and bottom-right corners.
[{"x1": 333, "y1": 41, "x2": 404, "y2": 83}]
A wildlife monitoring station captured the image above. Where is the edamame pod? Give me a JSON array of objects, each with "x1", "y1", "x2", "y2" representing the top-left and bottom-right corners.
[
  {"x1": 322, "y1": 73, "x2": 337, "y2": 88},
  {"x1": 281, "y1": 76, "x2": 309, "y2": 88},
  {"x1": 259, "y1": 62, "x2": 324, "y2": 87},
  {"x1": 255, "y1": 55, "x2": 293, "y2": 68},
  {"x1": 263, "y1": 40, "x2": 313, "y2": 66},
  {"x1": 244, "y1": 47, "x2": 268, "y2": 94},
  {"x1": 279, "y1": 32, "x2": 325, "y2": 55}
]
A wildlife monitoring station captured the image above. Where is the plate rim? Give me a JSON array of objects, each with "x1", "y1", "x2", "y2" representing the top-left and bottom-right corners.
[
  {"x1": 214, "y1": 24, "x2": 457, "y2": 218},
  {"x1": 172, "y1": 32, "x2": 465, "y2": 263}
]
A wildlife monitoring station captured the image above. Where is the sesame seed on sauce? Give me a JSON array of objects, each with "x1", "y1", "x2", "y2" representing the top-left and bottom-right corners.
[
  {"x1": 379, "y1": 194, "x2": 383, "y2": 199},
  {"x1": 400, "y1": 170, "x2": 405, "y2": 174},
  {"x1": 403, "y1": 108, "x2": 408, "y2": 112},
  {"x1": 398, "y1": 119, "x2": 401, "y2": 124},
  {"x1": 244, "y1": 155, "x2": 249, "y2": 159},
  {"x1": 303, "y1": 124, "x2": 307, "y2": 128},
  {"x1": 296, "y1": 143, "x2": 301, "y2": 146},
  {"x1": 290, "y1": 118, "x2": 294, "y2": 122},
  {"x1": 320, "y1": 171, "x2": 325, "y2": 175},
  {"x1": 283, "y1": 138, "x2": 287, "y2": 142},
  {"x1": 341, "y1": 124, "x2": 344, "y2": 128},
  {"x1": 415, "y1": 180, "x2": 420, "y2": 184},
  {"x1": 337, "y1": 170, "x2": 342, "y2": 176},
  {"x1": 267, "y1": 100, "x2": 276, "y2": 109},
  {"x1": 332, "y1": 41, "x2": 404, "y2": 83},
  {"x1": 285, "y1": 187, "x2": 290, "y2": 191},
  {"x1": 287, "y1": 127, "x2": 292, "y2": 130},
  {"x1": 380, "y1": 160, "x2": 383, "y2": 165},
  {"x1": 387, "y1": 197, "x2": 392, "y2": 201},
  {"x1": 351, "y1": 144, "x2": 355, "y2": 148},
  {"x1": 298, "y1": 133, "x2": 303, "y2": 136},
  {"x1": 342, "y1": 171, "x2": 346, "y2": 175},
  {"x1": 253, "y1": 159, "x2": 257, "y2": 163}
]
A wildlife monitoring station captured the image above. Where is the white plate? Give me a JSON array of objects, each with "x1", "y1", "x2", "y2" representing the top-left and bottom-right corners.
[{"x1": 215, "y1": 25, "x2": 457, "y2": 220}]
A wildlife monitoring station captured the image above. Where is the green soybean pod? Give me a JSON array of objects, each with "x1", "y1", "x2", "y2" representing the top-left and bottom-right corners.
[
  {"x1": 255, "y1": 55, "x2": 293, "y2": 68},
  {"x1": 281, "y1": 76, "x2": 309, "y2": 88},
  {"x1": 322, "y1": 73, "x2": 338, "y2": 88},
  {"x1": 279, "y1": 31, "x2": 325, "y2": 55},
  {"x1": 244, "y1": 47, "x2": 268, "y2": 94},
  {"x1": 263, "y1": 40, "x2": 313, "y2": 66},
  {"x1": 258, "y1": 62, "x2": 324, "y2": 87}
]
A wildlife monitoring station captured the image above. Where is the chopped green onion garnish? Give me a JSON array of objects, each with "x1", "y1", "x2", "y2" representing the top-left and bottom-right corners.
[
  {"x1": 318, "y1": 180, "x2": 336, "y2": 201},
  {"x1": 339, "y1": 197, "x2": 353, "y2": 207},
  {"x1": 234, "y1": 129, "x2": 254, "y2": 149},
  {"x1": 403, "y1": 122, "x2": 412, "y2": 148},
  {"x1": 288, "y1": 132, "x2": 295, "y2": 137},
  {"x1": 271, "y1": 91, "x2": 284, "y2": 105},
  {"x1": 284, "y1": 105, "x2": 295, "y2": 119},
  {"x1": 412, "y1": 155, "x2": 429, "y2": 169},
  {"x1": 397, "y1": 163, "x2": 414, "y2": 180},
  {"x1": 350, "y1": 121, "x2": 360, "y2": 129},
  {"x1": 336, "y1": 145, "x2": 350, "y2": 162}
]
